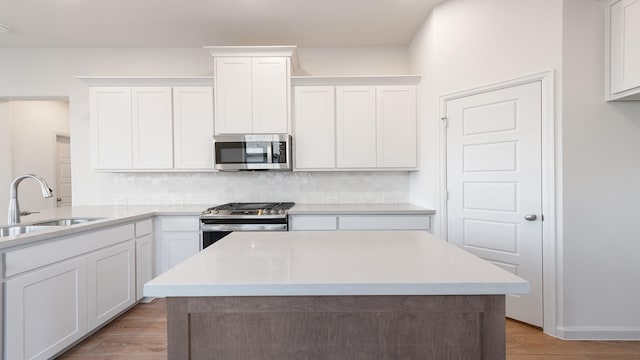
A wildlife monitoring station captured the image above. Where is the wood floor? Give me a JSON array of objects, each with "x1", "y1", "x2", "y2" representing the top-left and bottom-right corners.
[{"x1": 58, "y1": 298, "x2": 640, "y2": 359}]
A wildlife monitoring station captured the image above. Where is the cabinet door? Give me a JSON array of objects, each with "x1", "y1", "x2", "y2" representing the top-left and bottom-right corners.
[
  {"x1": 610, "y1": 0, "x2": 640, "y2": 94},
  {"x1": 336, "y1": 86, "x2": 377, "y2": 168},
  {"x1": 173, "y1": 86, "x2": 214, "y2": 169},
  {"x1": 252, "y1": 57, "x2": 289, "y2": 133},
  {"x1": 163, "y1": 232, "x2": 200, "y2": 270},
  {"x1": 131, "y1": 87, "x2": 174, "y2": 169},
  {"x1": 86, "y1": 241, "x2": 136, "y2": 331},
  {"x1": 5, "y1": 257, "x2": 88, "y2": 360},
  {"x1": 215, "y1": 57, "x2": 253, "y2": 134},
  {"x1": 376, "y1": 86, "x2": 417, "y2": 168},
  {"x1": 293, "y1": 86, "x2": 336, "y2": 169},
  {"x1": 136, "y1": 234, "x2": 154, "y2": 300},
  {"x1": 90, "y1": 87, "x2": 132, "y2": 169}
]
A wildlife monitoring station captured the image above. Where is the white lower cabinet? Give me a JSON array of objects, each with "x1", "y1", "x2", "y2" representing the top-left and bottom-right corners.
[
  {"x1": 135, "y1": 234, "x2": 153, "y2": 300},
  {"x1": 5, "y1": 257, "x2": 88, "y2": 360},
  {"x1": 3, "y1": 220, "x2": 153, "y2": 360},
  {"x1": 289, "y1": 214, "x2": 431, "y2": 232},
  {"x1": 156, "y1": 216, "x2": 200, "y2": 274},
  {"x1": 135, "y1": 219, "x2": 154, "y2": 300},
  {"x1": 86, "y1": 241, "x2": 136, "y2": 331}
]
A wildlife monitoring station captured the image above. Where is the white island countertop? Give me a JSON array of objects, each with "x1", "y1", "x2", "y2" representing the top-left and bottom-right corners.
[{"x1": 144, "y1": 231, "x2": 528, "y2": 297}]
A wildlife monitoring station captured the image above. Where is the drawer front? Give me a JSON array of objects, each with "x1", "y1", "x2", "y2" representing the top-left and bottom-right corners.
[
  {"x1": 289, "y1": 215, "x2": 338, "y2": 231},
  {"x1": 135, "y1": 218, "x2": 153, "y2": 237},
  {"x1": 161, "y1": 216, "x2": 200, "y2": 232},
  {"x1": 338, "y1": 215, "x2": 431, "y2": 231}
]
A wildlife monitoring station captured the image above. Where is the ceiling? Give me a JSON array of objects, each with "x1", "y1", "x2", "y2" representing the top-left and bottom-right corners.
[{"x1": 0, "y1": 0, "x2": 444, "y2": 48}]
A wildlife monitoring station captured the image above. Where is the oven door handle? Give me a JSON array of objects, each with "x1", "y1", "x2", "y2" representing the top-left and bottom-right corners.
[{"x1": 200, "y1": 224, "x2": 288, "y2": 232}]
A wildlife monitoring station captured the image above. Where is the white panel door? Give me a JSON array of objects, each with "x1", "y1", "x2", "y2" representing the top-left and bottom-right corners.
[
  {"x1": 293, "y1": 86, "x2": 336, "y2": 169},
  {"x1": 611, "y1": 0, "x2": 640, "y2": 94},
  {"x1": 55, "y1": 134, "x2": 72, "y2": 207},
  {"x1": 376, "y1": 85, "x2": 417, "y2": 168},
  {"x1": 131, "y1": 87, "x2": 173, "y2": 169},
  {"x1": 173, "y1": 86, "x2": 214, "y2": 169},
  {"x1": 89, "y1": 87, "x2": 132, "y2": 169},
  {"x1": 446, "y1": 81, "x2": 543, "y2": 326},
  {"x1": 5, "y1": 257, "x2": 88, "y2": 360},
  {"x1": 252, "y1": 57, "x2": 289, "y2": 134},
  {"x1": 214, "y1": 57, "x2": 253, "y2": 134},
  {"x1": 336, "y1": 86, "x2": 377, "y2": 168},
  {"x1": 86, "y1": 241, "x2": 136, "y2": 331}
]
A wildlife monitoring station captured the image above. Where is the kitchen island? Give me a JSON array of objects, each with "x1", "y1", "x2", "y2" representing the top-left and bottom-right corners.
[{"x1": 144, "y1": 231, "x2": 528, "y2": 360}]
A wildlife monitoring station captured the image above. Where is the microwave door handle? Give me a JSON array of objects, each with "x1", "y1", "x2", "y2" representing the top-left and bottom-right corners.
[{"x1": 267, "y1": 142, "x2": 273, "y2": 164}]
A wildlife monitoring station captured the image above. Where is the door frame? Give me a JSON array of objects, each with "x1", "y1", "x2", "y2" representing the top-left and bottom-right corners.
[
  {"x1": 52, "y1": 131, "x2": 71, "y2": 208},
  {"x1": 438, "y1": 70, "x2": 559, "y2": 336}
]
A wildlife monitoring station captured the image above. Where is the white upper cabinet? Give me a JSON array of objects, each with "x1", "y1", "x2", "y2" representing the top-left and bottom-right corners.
[
  {"x1": 208, "y1": 47, "x2": 296, "y2": 135},
  {"x1": 85, "y1": 78, "x2": 215, "y2": 171},
  {"x1": 252, "y1": 57, "x2": 290, "y2": 133},
  {"x1": 90, "y1": 87, "x2": 133, "y2": 169},
  {"x1": 214, "y1": 57, "x2": 290, "y2": 134},
  {"x1": 376, "y1": 86, "x2": 417, "y2": 168},
  {"x1": 131, "y1": 87, "x2": 173, "y2": 169},
  {"x1": 173, "y1": 86, "x2": 214, "y2": 169},
  {"x1": 607, "y1": 0, "x2": 640, "y2": 100},
  {"x1": 336, "y1": 86, "x2": 377, "y2": 168},
  {"x1": 214, "y1": 57, "x2": 253, "y2": 133},
  {"x1": 291, "y1": 77, "x2": 419, "y2": 171},
  {"x1": 293, "y1": 86, "x2": 336, "y2": 169}
]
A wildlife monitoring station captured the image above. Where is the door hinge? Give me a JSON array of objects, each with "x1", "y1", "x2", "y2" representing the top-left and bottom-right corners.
[
  {"x1": 441, "y1": 117, "x2": 448, "y2": 128},
  {"x1": 445, "y1": 190, "x2": 450, "y2": 200}
]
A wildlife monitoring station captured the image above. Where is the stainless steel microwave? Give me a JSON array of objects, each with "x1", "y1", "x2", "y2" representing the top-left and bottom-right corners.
[{"x1": 213, "y1": 134, "x2": 292, "y2": 171}]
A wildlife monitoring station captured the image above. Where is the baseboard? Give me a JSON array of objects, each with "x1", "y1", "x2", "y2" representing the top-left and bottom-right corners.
[{"x1": 556, "y1": 326, "x2": 640, "y2": 340}]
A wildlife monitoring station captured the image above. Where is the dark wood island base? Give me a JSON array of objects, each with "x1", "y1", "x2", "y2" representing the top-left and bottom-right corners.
[{"x1": 167, "y1": 295, "x2": 505, "y2": 360}]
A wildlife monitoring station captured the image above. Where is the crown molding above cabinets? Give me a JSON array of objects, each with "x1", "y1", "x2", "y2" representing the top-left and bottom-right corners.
[{"x1": 605, "y1": 0, "x2": 640, "y2": 101}]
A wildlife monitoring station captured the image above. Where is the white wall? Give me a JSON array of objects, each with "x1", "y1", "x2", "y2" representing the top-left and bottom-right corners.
[
  {"x1": 408, "y1": 0, "x2": 563, "y2": 235},
  {"x1": 561, "y1": 0, "x2": 640, "y2": 338},
  {"x1": 409, "y1": 0, "x2": 640, "y2": 339},
  {"x1": 0, "y1": 47, "x2": 411, "y2": 209},
  {"x1": 296, "y1": 47, "x2": 409, "y2": 75},
  {"x1": 9, "y1": 101, "x2": 70, "y2": 215}
]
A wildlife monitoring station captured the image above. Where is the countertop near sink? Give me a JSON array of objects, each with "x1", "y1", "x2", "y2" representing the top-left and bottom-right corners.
[
  {"x1": 0, "y1": 205, "x2": 208, "y2": 250},
  {"x1": 289, "y1": 203, "x2": 435, "y2": 215}
]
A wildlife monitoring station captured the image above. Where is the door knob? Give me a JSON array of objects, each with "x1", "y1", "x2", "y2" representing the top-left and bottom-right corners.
[
  {"x1": 524, "y1": 213, "x2": 537, "y2": 221},
  {"x1": 56, "y1": 197, "x2": 62, "y2": 202}
]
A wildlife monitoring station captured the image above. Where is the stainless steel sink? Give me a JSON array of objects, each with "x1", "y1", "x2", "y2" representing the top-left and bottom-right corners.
[
  {"x1": 0, "y1": 225, "x2": 60, "y2": 237},
  {"x1": 32, "y1": 217, "x2": 104, "y2": 226}
]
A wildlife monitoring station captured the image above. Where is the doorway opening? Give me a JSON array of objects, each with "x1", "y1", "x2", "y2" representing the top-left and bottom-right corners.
[{"x1": 0, "y1": 99, "x2": 71, "y2": 220}]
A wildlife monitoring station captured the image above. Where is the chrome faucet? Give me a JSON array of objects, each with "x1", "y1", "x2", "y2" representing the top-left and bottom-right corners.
[{"x1": 8, "y1": 174, "x2": 53, "y2": 225}]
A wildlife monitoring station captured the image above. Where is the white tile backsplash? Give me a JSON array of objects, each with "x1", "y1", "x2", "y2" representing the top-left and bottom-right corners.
[{"x1": 111, "y1": 171, "x2": 409, "y2": 205}]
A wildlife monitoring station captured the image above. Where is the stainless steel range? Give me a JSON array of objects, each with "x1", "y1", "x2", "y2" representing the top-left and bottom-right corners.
[{"x1": 200, "y1": 202, "x2": 295, "y2": 249}]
